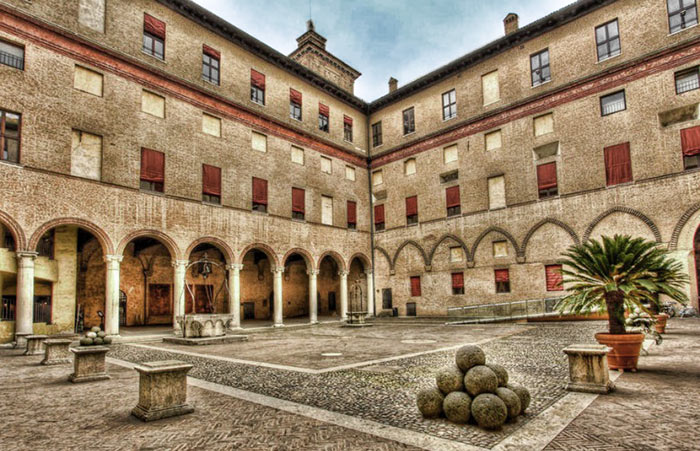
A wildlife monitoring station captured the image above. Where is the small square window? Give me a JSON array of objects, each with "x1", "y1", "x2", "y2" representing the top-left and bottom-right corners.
[
  {"x1": 291, "y1": 146, "x2": 304, "y2": 165},
  {"x1": 600, "y1": 90, "x2": 626, "y2": 116},
  {"x1": 404, "y1": 158, "x2": 416, "y2": 176},
  {"x1": 321, "y1": 156, "x2": 332, "y2": 174},
  {"x1": 493, "y1": 241, "x2": 508, "y2": 258},
  {"x1": 534, "y1": 113, "x2": 554, "y2": 137},
  {"x1": 449, "y1": 247, "x2": 463, "y2": 263},
  {"x1": 373, "y1": 170, "x2": 383, "y2": 186},
  {"x1": 444, "y1": 145, "x2": 458, "y2": 164},
  {"x1": 676, "y1": 67, "x2": 700, "y2": 94},
  {"x1": 252, "y1": 131, "x2": 267, "y2": 153},
  {"x1": 485, "y1": 130, "x2": 502, "y2": 151},
  {"x1": 0, "y1": 40, "x2": 24, "y2": 70},
  {"x1": 345, "y1": 165, "x2": 356, "y2": 181}
]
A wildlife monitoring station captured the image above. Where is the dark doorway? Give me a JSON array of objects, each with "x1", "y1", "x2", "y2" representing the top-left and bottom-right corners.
[
  {"x1": 119, "y1": 291, "x2": 127, "y2": 326},
  {"x1": 406, "y1": 302, "x2": 417, "y2": 317},
  {"x1": 382, "y1": 288, "x2": 393, "y2": 310},
  {"x1": 147, "y1": 284, "x2": 172, "y2": 324},
  {"x1": 328, "y1": 291, "x2": 336, "y2": 311},
  {"x1": 243, "y1": 302, "x2": 255, "y2": 320}
]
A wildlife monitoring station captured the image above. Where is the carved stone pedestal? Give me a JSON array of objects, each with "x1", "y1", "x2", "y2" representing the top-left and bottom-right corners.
[
  {"x1": 24, "y1": 335, "x2": 48, "y2": 356},
  {"x1": 131, "y1": 360, "x2": 194, "y2": 422},
  {"x1": 69, "y1": 346, "x2": 110, "y2": 383},
  {"x1": 176, "y1": 314, "x2": 234, "y2": 338},
  {"x1": 41, "y1": 339, "x2": 73, "y2": 365},
  {"x1": 563, "y1": 344, "x2": 615, "y2": 394}
]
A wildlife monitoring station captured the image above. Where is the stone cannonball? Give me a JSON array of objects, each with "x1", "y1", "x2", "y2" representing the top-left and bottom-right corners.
[
  {"x1": 471, "y1": 394, "x2": 508, "y2": 430},
  {"x1": 436, "y1": 366, "x2": 465, "y2": 394},
  {"x1": 455, "y1": 345, "x2": 486, "y2": 372},
  {"x1": 487, "y1": 363, "x2": 509, "y2": 387},
  {"x1": 495, "y1": 387, "x2": 521, "y2": 419},
  {"x1": 417, "y1": 388, "x2": 445, "y2": 419},
  {"x1": 464, "y1": 365, "x2": 499, "y2": 397},
  {"x1": 91, "y1": 326, "x2": 101, "y2": 333},
  {"x1": 79, "y1": 337, "x2": 93, "y2": 346},
  {"x1": 86, "y1": 332, "x2": 97, "y2": 339},
  {"x1": 443, "y1": 391, "x2": 472, "y2": 424},
  {"x1": 507, "y1": 384, "x2": 531, "y2": 413},
  {"x1": 103, "y1": 336, "x2": 113, "y2": 345}
]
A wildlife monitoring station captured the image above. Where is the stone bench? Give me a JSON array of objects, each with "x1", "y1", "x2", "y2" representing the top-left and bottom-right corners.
[
  {"x1": 131, "y1": 360, "x2": 194, "y2": 422},
  {"x1": 24, "y1": 335, "x2": 48, "y2": 356},
  {"x1": 41, "y1": 339, "x2": 73, "y2": 365},
  {"x1": 69, "y1": 346, "x2": 110, "y2": 383},
  {"x1": 563, "y1": 344, "x2": 614, "y2": 394}
]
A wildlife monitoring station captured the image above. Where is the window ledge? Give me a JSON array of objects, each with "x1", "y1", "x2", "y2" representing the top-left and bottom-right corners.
[
  {"x1": 0, "y1": 160, "x2": 22, "y2": 168},
  {"x1": 139, "y1": 189, "x2": 165, "y2": 197},
  {"x1": 403, "y1": 131, "x2": 417, "y2": 138},
  {"x1": 669, "y1": 23, "x2": 699, "y2": 37},
  {"x1": 202, "y1": 201, "x2": 222, "y2": 207},
  {"x1": 250, "y1": 100, "x2": 265, "y2": 107},
  {"x1": 202, "y1": 78, "x2": 220, "y2": 87},
  {"x1": 141, "y1": 50, "x2": 166, "y2": 63},
  {"x1": 443, "y1": 115, "x2": 457, "y2": 123},
  {"x1": 291, "y1": 218, "x2": 306, "y2": 224},
  {"x1": 251, "y1": 209, "x2": 269, "y2": 216},
  {"x1": 596, "y1": 52, "x2": 622, "y2": 65},
  {"x1": 532, "y1": 79, "x2": 552, "y2": 89}
]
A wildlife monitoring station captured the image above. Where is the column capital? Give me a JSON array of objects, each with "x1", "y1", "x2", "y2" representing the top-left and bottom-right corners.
[
  {"x1": 338, "y1": 270, "x2": 349, "y2": 277},
  {"x1": 364, "y1": 269, "x2": 373, "y2": 276},
  {"x1": 272, "y1": 267, "x2": 285, "y2": 274},
  {"x1": 171, "y1": 259, "x2": 189, "y2": 269},
  {"x1": 226, "y1": 263, "x2": 244, "y2": 271},
  {"x1": 307, "y1": 269, "x2": 320, "y2": 276},
  {"x1": 16, "y1": 251, "x2": 38, "y2": 260},
  {"x1": 103, "y1": 254, "x2": 123, "y2": 264}
]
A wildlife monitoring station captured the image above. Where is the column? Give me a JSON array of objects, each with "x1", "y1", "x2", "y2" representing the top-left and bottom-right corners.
[
  {"x1": 15, "y1": 252, "x2": 38, "y2": 337},
  {"x1": 171, "y1": 260, "x2": 188, "y2": 332},
  {"x1": 308, "y1": 269, "x2": 318, "y2": 324},
  {"x1": 273, "y1": 267, "x2": 284, "y2": 327},
  {"x1": 339, "y1": 270, "x2": 348, "y2": 321},
  {"x1": 227, "y1": 263, "x2": 243, "y2": 329},
  {"x1": 365, "y1": 269, "x2": 375, "y2": 317},
  {"x1": 103, "y1": 255, "x2": 122, "y2": 336}
]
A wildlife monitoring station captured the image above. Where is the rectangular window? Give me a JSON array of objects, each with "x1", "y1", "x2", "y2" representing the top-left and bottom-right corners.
[
  {"x1": 37, "y1": 230, "x2": 54, "y2": 259},
  {"x1": 143, "y1": 14, "x2": 165, "y2": 60},
  {"x1": 534, "y1": 113, "x2": 554, "y2": 137},
  {"x1": 33, "y1": 296, "x2": 52, "y2": 324},
  {"x1": 291, "y1": 146, "x2": 304, "y2": 165},
  {"x1": 202, "y1": 164, "x2": 221, "y2": 204},
  {"x1": 1, "y1": 295, "x2": 16, "y2": 321},
  {"x1": 595, "y1": 19, "x2": 621, "y2": 62},
  {"x1": 495, "y1": 269, "x2": 510, "y2": 293},
  {"x1": 290, "y1": 88, "x2": 302, "y2": 121},
  {"x1": 446, "y1": 185, "x2": 461, "y2": 217},
  {"x1": 604, "y1": 142, "x2": 632, "y2": 186},
  {"x1": 681, "y1": 126, "x2": 700, "y2": 169},
  {"x1": 250, "y1": 69, "x2": 265, "y2": 105},
  {"x1": 292, "y1": 187, "x2": 305, "y2": 220},
  {"x1": 202, "y1": 113, "x2": 221, "y2": 137},
  {"x1": 451, "y1": 272, "x2": 465, "y2": 295},
  {"x1": 382, "y1": 288, "x2": 392, "y2": 310},
  {"x1": 0, "y1": 40, "x2": 24, "y2": 70},
  {"x1": 404, "y1": 158, "x2": 416, "y2": 176},
  {"x1": 676, "y1": 67, "x2": 700, "y2": 94},
  {"x1": 319, "y1": 103, "x2": 329, "y2": 132},
  {"x1": 403, "y1": 107, "x2": 415, "y2": 135},
  {"x1": 482, "y1": 70, "x2": 500, "y2": 105},
  {"x1": 252, "y1": 177, "x2": 268, "y2": 212},
  {"x1": 202, "y1": 45, "x2": 220, "y2": 85},
  {"x1": 252, "y1": 131, "x2": 267, "y2": 153},
  {"x1": 70, "y1": 130, "x2": 102, "y2": 181},
  {"x1": 488, "y1": 176, "x2": 506, "y2": 210},
  {"x1": 442, "y1": 89, "x2": 457, "y2": 120},
  {"x1": 600, "y1": 90, "x2": 626, "y2": 116},
  {"x1": 344, "y1": 115, "x2": 353, "y2": 142},
  {"x1": 374, "y1": 204, "x2": 385, "y2": 231},
  {"x1": 485, "y1": 130, "x2": 502, "y2": 151},
  {"x1": 347, "y1": 200, "x2": 357, "y2": 229},
  {"x1": 545, "y1": 264, "x2": 564, "y2": 292},
  {"x1": 141, "y1": 90, "x2": 165, "y2": 118},
  {"x1": 405, "y1": 196, "x2": 418, "y2": 225},
  {"x1": 444, "y1": 145, "x2": 458, "y2": 164},
  {"x1": 493, "y1": 241, "x2": 508, "y2": 258},
  {"x1": 321, "y1": 156, "x2": 332, "y2": 174},
  {"x1": 140, "y1": 148, "x2": 165, "y2": 193},
  {"x1": 373, "y1": 170, "x2": 383, "y2": 186},
  {"x1": 0, "y1": 110, "x2": 21, "y2": 164},
  {"x1": 668, "y1": 0, "x2": 698, "y2": 33},
  {"x1": 372, "y1": 121, "x2": 383, "y2": 147},
  {"x1": 73, "y1": 65, "x2": 103, "y2": 96},
  {"x1": 345, "y1": 165, "x2": 356, "y2": 181},
  {"x1": 410, "y1": 276, "x2": 421, "y2": 297},
  {"x1": 531, "y1": 49, "x2": 551, "y2": 86},
  {"x1": 449, "y1": 246, "x2": 463, "y2": 263},
  {"x1": 537, "y1": 162, "x2": 558, "y2": 198},
  {"x1": 321, "y1": 195, "x2": 333, "y2": 225}
]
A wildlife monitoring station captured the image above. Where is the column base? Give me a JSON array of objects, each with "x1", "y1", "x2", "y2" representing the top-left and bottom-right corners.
[
  {"x1": 131, "y1": 403, "x2": 194, "y2": 422},
  {"x1": 273, "y1": 323, "x2": 284, "y2": 328},
  {"x1": 69, "y1": 373, "x2": 111, "y2": 384},
  {"x1": 309, "y1": 320, "x2": 319, "y2": 325}
]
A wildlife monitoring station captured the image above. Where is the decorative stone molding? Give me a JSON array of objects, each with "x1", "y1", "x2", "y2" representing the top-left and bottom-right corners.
[
  {"x1": 521, "y1": 218, "x2": 580, "y2": 258},
  {"x1": 373, "y1": 246, "x2": 392, "y2": 270},
  {"x1": 103, "y1": 254, "x2": 123, "y2": 264},
  {"x1": 307, "y1": 269, "x2": 320, "y2": 276},
  {"x1": 226, "y1": 263, "x2": 244, "y2": 271},
  {"x1": 391, "y1": 240, "x2": 430, "y2": 270},
  {"x1": 177, "y1": 314, "x2": 231, "y2": 338},
  {"x1": 184, "y1": 237, "x2": 234, "y2": 264},
  {"x1": 427, "y1": 234, "x2": 471, "y2": 266},
  {"x1": 470, "y1": 226, "x2": 523, "y2": 261},
  {"x1": 237, "y1": 243, "x2": 280, "y2": 267},
  {"x1": 317, "y1": 250, "x2": 347, "y2": 272},
  {"x1": 171, "y1": 259, "x2": 190, "y2": 268},
  {"x1": 0, "y1": 208, "x2": 27, "y2": 250},
  {"x1": 669, "y1": 202, "x2": 700, "y2": 250},
  {"x1": 116, "y1": 229, "x2": 182, "y2": 260},
  {"x1": 28, "y1": 217, "x2": 114, "y2": 255},
  {"x1": 582, "y1": 207, "x2": 662, "y2": 244}
]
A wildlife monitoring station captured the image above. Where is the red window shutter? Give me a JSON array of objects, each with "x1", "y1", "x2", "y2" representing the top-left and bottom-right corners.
[
  {"x1": 291, "y1": 188, "x2": 305, "y2": 213},
  {"x1": 144, "y1": 14, "x2": 166, "y2": 39},
  {"x1": 537, "y1": 162, "x2": 557, "y2": 190},
  {"x1": 202, "y1": 164, "x2": 221, "y2": 196},
  {"x1": 319, "y1": 103, "x2": 329, "y2": 116},
  {"x1": 252, "y1": 177, "x2": 268, "y2": 204},
  {"x1": 344, "y1": 115, "x2": 353, "y2": 126},
  {"x1": 405, "y1": 196, "x2": 418, "y2": 217},
  {"x1": 140, "y1": 148, "x2": 165, "y2": 183},
  {"x1": 604, "y1": 142, "x2": 632, "y2": 186},
  {"x1": 347, "y1": 200, "x2": 357, "y2": 224},
  {"x1": 545, "y1": 264, "x2": 564, "y2": 291},
  {"x1": 495, "y1": 269, "x2": 510, "y2": 283},
  {"x1": 203, "y1": 44, "x2": 220, "y2": 59},
  {"x1": 374, "y1": 204, "x2": 385, "y2": 224},
  {"x1": 452, "y1": 272, "x2": 464, "y2": 289},
  {"x1": 251, "y1": 69, "x2": 266, "y2": 89},
  {"x1": 446, "y1": 186, "x2": 460, "y2": 208},
  {"x1": 290, "y1": 88, "x2": 302, "y2": 104},
  {"x1": 681, "y1": 126, "x2": 700, "y2": 156},
  {"x1": 410, "y1": 276, "x2": 421, "y2": 297}
]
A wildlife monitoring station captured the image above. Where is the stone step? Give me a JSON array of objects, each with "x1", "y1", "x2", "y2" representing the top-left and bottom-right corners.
[{"x1": 162, "y1": 335, "x2": 249, "y2": 346}]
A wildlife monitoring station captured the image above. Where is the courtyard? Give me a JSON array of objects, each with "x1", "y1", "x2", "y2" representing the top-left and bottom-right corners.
[{"x1": 2, "y1": 319, "x2": 699, "y2": 450}]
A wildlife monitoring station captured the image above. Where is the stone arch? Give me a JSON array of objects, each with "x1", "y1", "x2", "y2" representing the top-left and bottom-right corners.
[
  {"x1": 184, "y1": 236, "x2": 234, "y2": 264},
  {"x1": 282, "y1": 247, "x2": 315, "y2": 269},
  {"x1": 391, "y1": 240, "x2": 430, "y2": 269},
  {"x1": 373, "y1": 246, "x2": 393, "y2": 271},
  {"x1": 116, "y1": 229, "x2": 180, "y2": 259},
  {"x1": 348, "y1": 252, "x2": 372, "y2": 271},
  {"x1": 469, "y1": 226, "x2": 522, "y2": 261},
  {"x1": 237, "y1": 242, "x2": 280, "y2": 269},
  {"x1": 669, "y1": 202, "x2": 700, "y2": 250},
  {"x1": 0, "y1": 209, "x2": 26, "y2": 251},
  {"x1": 316, "y1": 250, "x2": 347, "y2": 272},
  {"x1": 583, "y1": 207, "x2": 662, "y2": 243},
  {"x1": 428, "y1": 234, "x2": 470, "y2": 266},
  {"x1": 29, "y1": 217, "x2": 114, "y2": 255},
  {"x1": 521, "y1": 218, "x2": 580, "y2": 258}
]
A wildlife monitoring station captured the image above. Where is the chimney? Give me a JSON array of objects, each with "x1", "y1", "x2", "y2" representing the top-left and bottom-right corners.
[
  {"x1": 504, "y1": 13, "x2": 519, "y2": 35},
  {"x1": 388, "y1": 77, "x2": 398, "y2": 93}
]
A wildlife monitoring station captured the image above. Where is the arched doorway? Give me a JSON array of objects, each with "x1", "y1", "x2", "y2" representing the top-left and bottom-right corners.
[
  {"x1": 348, "y1": 256, "x2": 368, "y2": 313},
  {"x1": 694, "y1": 227, "x2": 700, "y2": 307},
  {"x1": 318, "y1": 254, "x2": 342, "y2": 317},
  {"x1": 282, "y1": 252, "x2": 311, "y2": 321},
  {"x1": 240, "y1": 248, "x2": 275, "y2": 324},
  {"x1": 185, "y1": 243, "x2": 229, "y2": 315},
  {"x1": 0, "y1": 222, "x2": 17, "y2": 335}
]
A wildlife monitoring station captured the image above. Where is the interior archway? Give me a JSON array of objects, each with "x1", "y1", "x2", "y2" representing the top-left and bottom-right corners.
[
  {"x1": 282, "y1": 252, "x2": 310, "y2": 319},
  {"x1": 318, "y1": 255, "x2": 341, "y2": 316},
  {"x1": 240, "y1": 248, "x2": 275, "y2": 323},
  {"x1": 186, "y1": 243, "x2": 229, "y2": 315}
]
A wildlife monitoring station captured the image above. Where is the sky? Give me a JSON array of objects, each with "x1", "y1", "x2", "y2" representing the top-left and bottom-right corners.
[{"x1": 191, "y1": 0, "x2": 575, "y2": 101}]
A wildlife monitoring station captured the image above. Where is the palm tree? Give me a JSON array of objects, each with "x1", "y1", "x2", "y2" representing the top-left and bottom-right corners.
[{"x1": 557, "y1": 235, "x2": 688, "y2": 335}]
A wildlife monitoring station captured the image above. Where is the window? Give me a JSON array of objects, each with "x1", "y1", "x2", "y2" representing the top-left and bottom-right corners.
[
  {"x1": 676, "y1": 67, "x2": 700, "y2": 94},
  {"x1": 73, "y1": 66, "x2": 103, "y2": 96},
  {"x1": 545, "y1": 264, "x2": 564, "y2": 292},
  {"x1": 252, "y1": 177, "x2": 268, "y2": 212},
  {"x1": 488, "y1": 176, "x2": 506, "y2": 210},
  {"x1": 0, "y1": 110, "x2": 21, "y2": 164},
  {"x1": 140, "y1": 148, "x2": 164, "y2": 192},
  {"x1": 290, "y1": 89, "x2": 302, "y2": 121},
  {"x1": 531, "y1": 49, "x2": 551, "y2": 87},
  {"x1": 319, "y1": 103, "x2": 329, "y2": 132},
  {"x1": 406, "y1": 302, "x2": 417, "y2": 316},
  {"x1": 202, "y1": 45, "x2": 220, "y2": 85},
  {"x1": 446, "y1": 186, "x2": 461, "y2": 217},
  {"x1": 451, "y1": 272, "x2": 465, "y2": 295},
  {"x1": 600, "y1": 90, "x2": 626, "y2": 116},
  {"x1": 347, "y1": 200, "x2": 357, "y2": 229},
  {"x1": 37, "y1": 230, "x2": 54, "y2": 259},
  {"x1": 143, "y1": 14, "x2": 165, "y2": 60},
  {"x1": 534, "y1": 113, "x2": 554, "y2": 137},
  {"x1": 493, "y1": 241, "x2": 508, "y2": 258},
  {"x1": 534, "y1": 141, "x2": 559, "y2": 160},
  {"x1": 482, "y1": 70, "x2": 500, "y2": 105},
  {"x1": 681, "y1": 126, "x2": 700, "y2": 169},
  {"x1": 604, "y1": 142, "x2": 632, "y2": 186},
  {"x1": 449, "y1": 246, "x2": 463, "y2": 263},
  {"x1": 668, "y1": 0, "x2": 698, "y2": 33},
  {"x1": 71, "y1": 130, "x2": 102, "y2": 181},
  {"x1": 495, "y1": 269, "x2": 510, "y2": 293},
  {"x1": 33, "y1": 296, "x2": 52, "y2": 324},
  {"x1": 537, "y1": 162, "x2": 558, "y2": 198},
  {"x1": 292, "y1": 187, "x2": 305, "y2": 220},
  {"x1": 405, "y1": 196, "x2": 418, "y2": 225},
  {"x1": 374, "y1": 204, "x2": 385, "y2": 231},
  {"x1": 410, "y1": 276, "x2": 421, "y2": 297},
  {"x1": 202, "y1": 113, "x2": 221, "y2": 137},
  {"x1": 252, "y1": 131, "x2": 267, "y2": 153},
  {"x1": 0, "y1": 40, "x2": 24, "y2": 70},
  {"x1": 596, "y1": 19, "x2": 621, "y2": 62},
  {"x1": 202, "y1": 164, "x2": 221, "y2": 204},
  {"x1": 250, "y1": 69, "x2": 265, "y2": 105},
  {"x1": 373, "y1": 170, "x2": 383, "y2": 186},
  {"x1": 442, "y1": 89, "x2": 457, "y2": 120},
  {"x1": 485, "y1": 130, "x2": 502, "y2": 151},
  {"x1": 321, "y1": 156, "x2": 332, "y2": 174},
  {"x1": 345, "y1": 165, "x2": 356, "y2": 181},
  {"x1": 344, "y1": 115, "x2": 353, "y2": 142},
  {"x1": 441, "y1": 170, "x2": 459, "y2": 184},
  {"x1": 1, "y1": 295, "x2": 15, "y2": 321},
  {"x1": 444, "y1": 145, "x2": 458, "y2": 164},
  {"x1": 403, "y1": 107, "x2": 415, "y2": 135},
  {"x1": 372, "y1": 121, "x2": 383, "y2": 147},
  {"x1": 321, "y1": 195, "x2": 333, "y2": 225},
  {"x1": 404, "y1": 158, "x2": 416, "y2": 176},
  {"x1": 382, "y1": 288, "x2": 393, "y2": 310},
  {"x1": 141, "y1": 90, "x2": 165, "y2": 118},
  {"x1": 291, "y1": 146, "x2": 304, "y2": 165}
]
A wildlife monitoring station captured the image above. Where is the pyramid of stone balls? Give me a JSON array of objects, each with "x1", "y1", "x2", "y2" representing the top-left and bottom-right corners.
[{"x1": 416, "y1": 344, "x2": 531, "y2": 430}]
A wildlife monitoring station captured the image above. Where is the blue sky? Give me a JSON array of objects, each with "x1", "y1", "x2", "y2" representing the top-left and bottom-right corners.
[{"x1": 192, "y1": 0, "x2": 575, "y2": 100}]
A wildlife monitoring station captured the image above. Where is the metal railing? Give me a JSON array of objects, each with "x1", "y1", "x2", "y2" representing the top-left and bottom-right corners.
[
  {"x1": 676, "y1": 77, "x2": 699, "y2": 94},
  {"x1": 0, "y1": 50, "x2": 24, "y2": 70},
  {"x1": 446, "y1": 297, "x2": 566, "y2": 325}
]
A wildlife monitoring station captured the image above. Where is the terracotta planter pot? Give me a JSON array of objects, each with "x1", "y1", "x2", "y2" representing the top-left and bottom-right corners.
[
  {"x1": 594, "y1": 332, "x2": 644, "y2": 372},
  {"x1": 654, "y1": 314, "x2": 668, "y2": 334}
]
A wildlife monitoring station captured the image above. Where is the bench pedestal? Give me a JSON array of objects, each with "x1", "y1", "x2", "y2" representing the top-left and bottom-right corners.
[
  {"x1": 24, "y1": 334, "x2": 48, "y2": 356},
  {"x1": 131, "y1": 360, "x2": 194, "y2": 422},
  {"x1": 563, "y1": 344, "x2": 615, "y2": 394},
  {"x1": 41, "y1": 339, "x2": 73, "y2": 365},
  {"x1": 69, "y1": 346, "x2": 110, "y2": 383}
]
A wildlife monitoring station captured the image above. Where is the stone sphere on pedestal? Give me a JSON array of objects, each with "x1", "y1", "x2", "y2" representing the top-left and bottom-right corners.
[
  {"x1": 495, "y1": 387, "x2": 521, "y2": 419},
  {"x1": 464, "y1": 365, "x2": 499, "y2": 397},
  {"x1": 455, "y1": 345, "x2": 486, "y2": 372},
  {"x1": 487, "y1": 363, "x2": 509, "y2": 387},
  {"x1": 417, "y1": 388, "x2": 445, "y2": 419},
  {"x1": 471, "y1": 393, "x2": 508, "y2": 429},
  {"x1": 436, "y1": 366, "x2": 465, "y2": 394},
  {"x1": 507, "y1": 384, "x2": 531, "y2": 413},
  {"x1": 443, "y1": 391, "x2": 472, "y2": 424}
]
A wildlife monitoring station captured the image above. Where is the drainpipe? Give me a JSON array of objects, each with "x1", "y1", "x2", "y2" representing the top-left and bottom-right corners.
[{"x1": 366, "y1": 112, "x2": 376, "y2": 318}]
